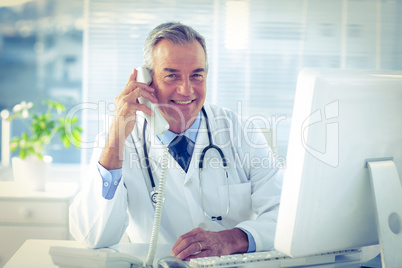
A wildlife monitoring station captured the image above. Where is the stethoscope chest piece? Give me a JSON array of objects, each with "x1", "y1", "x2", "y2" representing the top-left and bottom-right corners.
[
  {"x1": 150, "y1": 190, "x2": 158, "y2": 206},
  {"x1": 150, "y1": 189, "x2": 165, "y2": 206}
]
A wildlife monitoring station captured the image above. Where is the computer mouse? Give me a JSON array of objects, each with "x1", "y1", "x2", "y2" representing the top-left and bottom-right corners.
[{"x1": 157, "y1": 256, "x2": 189, "y2": 268}]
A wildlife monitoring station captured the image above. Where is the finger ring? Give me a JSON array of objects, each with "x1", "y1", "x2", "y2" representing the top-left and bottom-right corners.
[{"x1": 197, "y1": 242, "x2": 203, "y2": 252}]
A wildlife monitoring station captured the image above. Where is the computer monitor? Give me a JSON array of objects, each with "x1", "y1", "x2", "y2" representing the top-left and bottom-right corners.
[{"x1": 274, "y1": 68, "x2": 402, "y2": 262}]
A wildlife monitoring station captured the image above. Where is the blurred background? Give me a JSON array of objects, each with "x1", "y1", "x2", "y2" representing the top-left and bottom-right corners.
[
  {"x1": 1, "y1": 0, "x2": 401, "y2": 165},
  {"x1": 0, "y1": 0, "x2": 83, "y2": 164}
]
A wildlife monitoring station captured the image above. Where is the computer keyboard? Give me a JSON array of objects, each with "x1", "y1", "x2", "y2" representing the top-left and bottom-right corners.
[{"x1": 189, "y1": 249, "x2": 362, "y2": 268}]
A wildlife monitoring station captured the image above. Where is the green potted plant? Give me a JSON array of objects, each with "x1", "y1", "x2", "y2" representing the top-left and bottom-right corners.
[{"x1": 7, "y1": 100, "x2": 82, "y2": 191}]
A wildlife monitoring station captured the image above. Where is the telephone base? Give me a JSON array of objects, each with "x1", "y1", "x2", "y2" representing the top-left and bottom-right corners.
[{"x1": 49, "y1": 246, "x2": 143, "y2": 268}]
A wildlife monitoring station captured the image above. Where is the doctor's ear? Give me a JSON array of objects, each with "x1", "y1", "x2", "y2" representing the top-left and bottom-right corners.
[{"x1": 142, "y1": 65, "x2": 154, "y2": 76}]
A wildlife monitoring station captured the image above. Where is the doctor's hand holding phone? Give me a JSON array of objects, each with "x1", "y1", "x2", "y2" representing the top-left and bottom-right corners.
[{"x1": 98, "y1": 67, "x2": 168, "y2": 171}]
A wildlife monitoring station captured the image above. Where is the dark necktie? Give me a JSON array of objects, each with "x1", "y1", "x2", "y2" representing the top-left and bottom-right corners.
[{"x1": 168, "y1": 135, "x2": 194, "y2": 172}]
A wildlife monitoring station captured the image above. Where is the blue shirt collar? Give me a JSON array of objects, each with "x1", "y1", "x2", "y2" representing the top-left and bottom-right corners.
[{"x1": 157, "y1": 112, "x2": 201, "y2": 145}]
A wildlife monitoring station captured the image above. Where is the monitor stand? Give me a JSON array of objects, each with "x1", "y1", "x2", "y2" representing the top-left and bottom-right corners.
[{"x1": 367, "y1": 159, "x2": 402, "y2": 268}]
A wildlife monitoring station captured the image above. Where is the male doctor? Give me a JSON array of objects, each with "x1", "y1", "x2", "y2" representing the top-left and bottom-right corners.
[{"x1": 69, "y1": 22, "x2": 283, "y2": 261}]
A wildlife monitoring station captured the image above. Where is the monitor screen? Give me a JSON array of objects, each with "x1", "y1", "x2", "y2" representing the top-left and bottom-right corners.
[{"x1": 274, "y1": 68, "x2": 402, "y2": 257}]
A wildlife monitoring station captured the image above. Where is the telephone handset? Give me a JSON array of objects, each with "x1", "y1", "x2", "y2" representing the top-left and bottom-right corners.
[{"x1": 136, "y1": 67, "x2": 170, "y2": 136}]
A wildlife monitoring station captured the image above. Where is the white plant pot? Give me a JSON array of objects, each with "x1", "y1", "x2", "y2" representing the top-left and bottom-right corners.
[{"x1": 11, "y1": 155, "x2": 53, "y2": 191}]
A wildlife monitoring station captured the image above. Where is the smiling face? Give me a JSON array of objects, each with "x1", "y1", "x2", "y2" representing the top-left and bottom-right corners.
[{"x1": 151, "y1": 39, "x2": 207, "y2": 133}]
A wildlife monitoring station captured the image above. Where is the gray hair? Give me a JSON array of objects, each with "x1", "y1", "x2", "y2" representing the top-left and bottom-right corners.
[{"x1": 143, "y1": 22, "x2": 208, "y2": 71}]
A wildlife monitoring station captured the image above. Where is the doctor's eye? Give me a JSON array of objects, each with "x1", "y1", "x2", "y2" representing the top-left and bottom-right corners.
[
  {"x1": 191, "y1": 73, "x2": 204, "y2": 81},
  {"x1": 164, "y1": 74, "x2": 179, "y2": 82}
]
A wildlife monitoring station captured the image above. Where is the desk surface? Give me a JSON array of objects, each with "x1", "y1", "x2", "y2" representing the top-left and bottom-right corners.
[
  {"x1": 0, "y1": 181, "x2": 78, "y2": 199},
  {"x1": 4, "y1": 240, "x2": 80, "y2": 268},
  {"x1": 4, "y1": 239, "x2": 173, "y2": 268}
]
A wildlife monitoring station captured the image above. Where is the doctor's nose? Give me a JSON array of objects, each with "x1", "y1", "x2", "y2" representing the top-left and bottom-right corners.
[{"x1": 176, "y1": 78, "x2": 194, "y2": 96}]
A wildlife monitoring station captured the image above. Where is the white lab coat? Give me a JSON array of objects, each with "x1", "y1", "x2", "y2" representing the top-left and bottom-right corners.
[{"x1": 69, "y1": 103, "x2": 283, "y2": 251}]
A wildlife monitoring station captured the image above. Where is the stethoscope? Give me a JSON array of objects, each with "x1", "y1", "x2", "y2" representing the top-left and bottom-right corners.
[{"x1": 142, "y1": 107, "x2": 230, "y2": 221}]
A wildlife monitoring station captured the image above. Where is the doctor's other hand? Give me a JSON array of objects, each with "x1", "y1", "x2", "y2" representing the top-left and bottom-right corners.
[
  {"x1": 99, "y1": 69, "x2": 157, "y2": 170},
  {"x1": 171, "y1": 228, "x2": 248, "y2": 261}
]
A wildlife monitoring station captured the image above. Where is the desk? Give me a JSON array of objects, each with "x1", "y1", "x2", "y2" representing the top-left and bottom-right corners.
[{"x1": 5, "y1": 239, "x2": 382, "y2": 268}]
